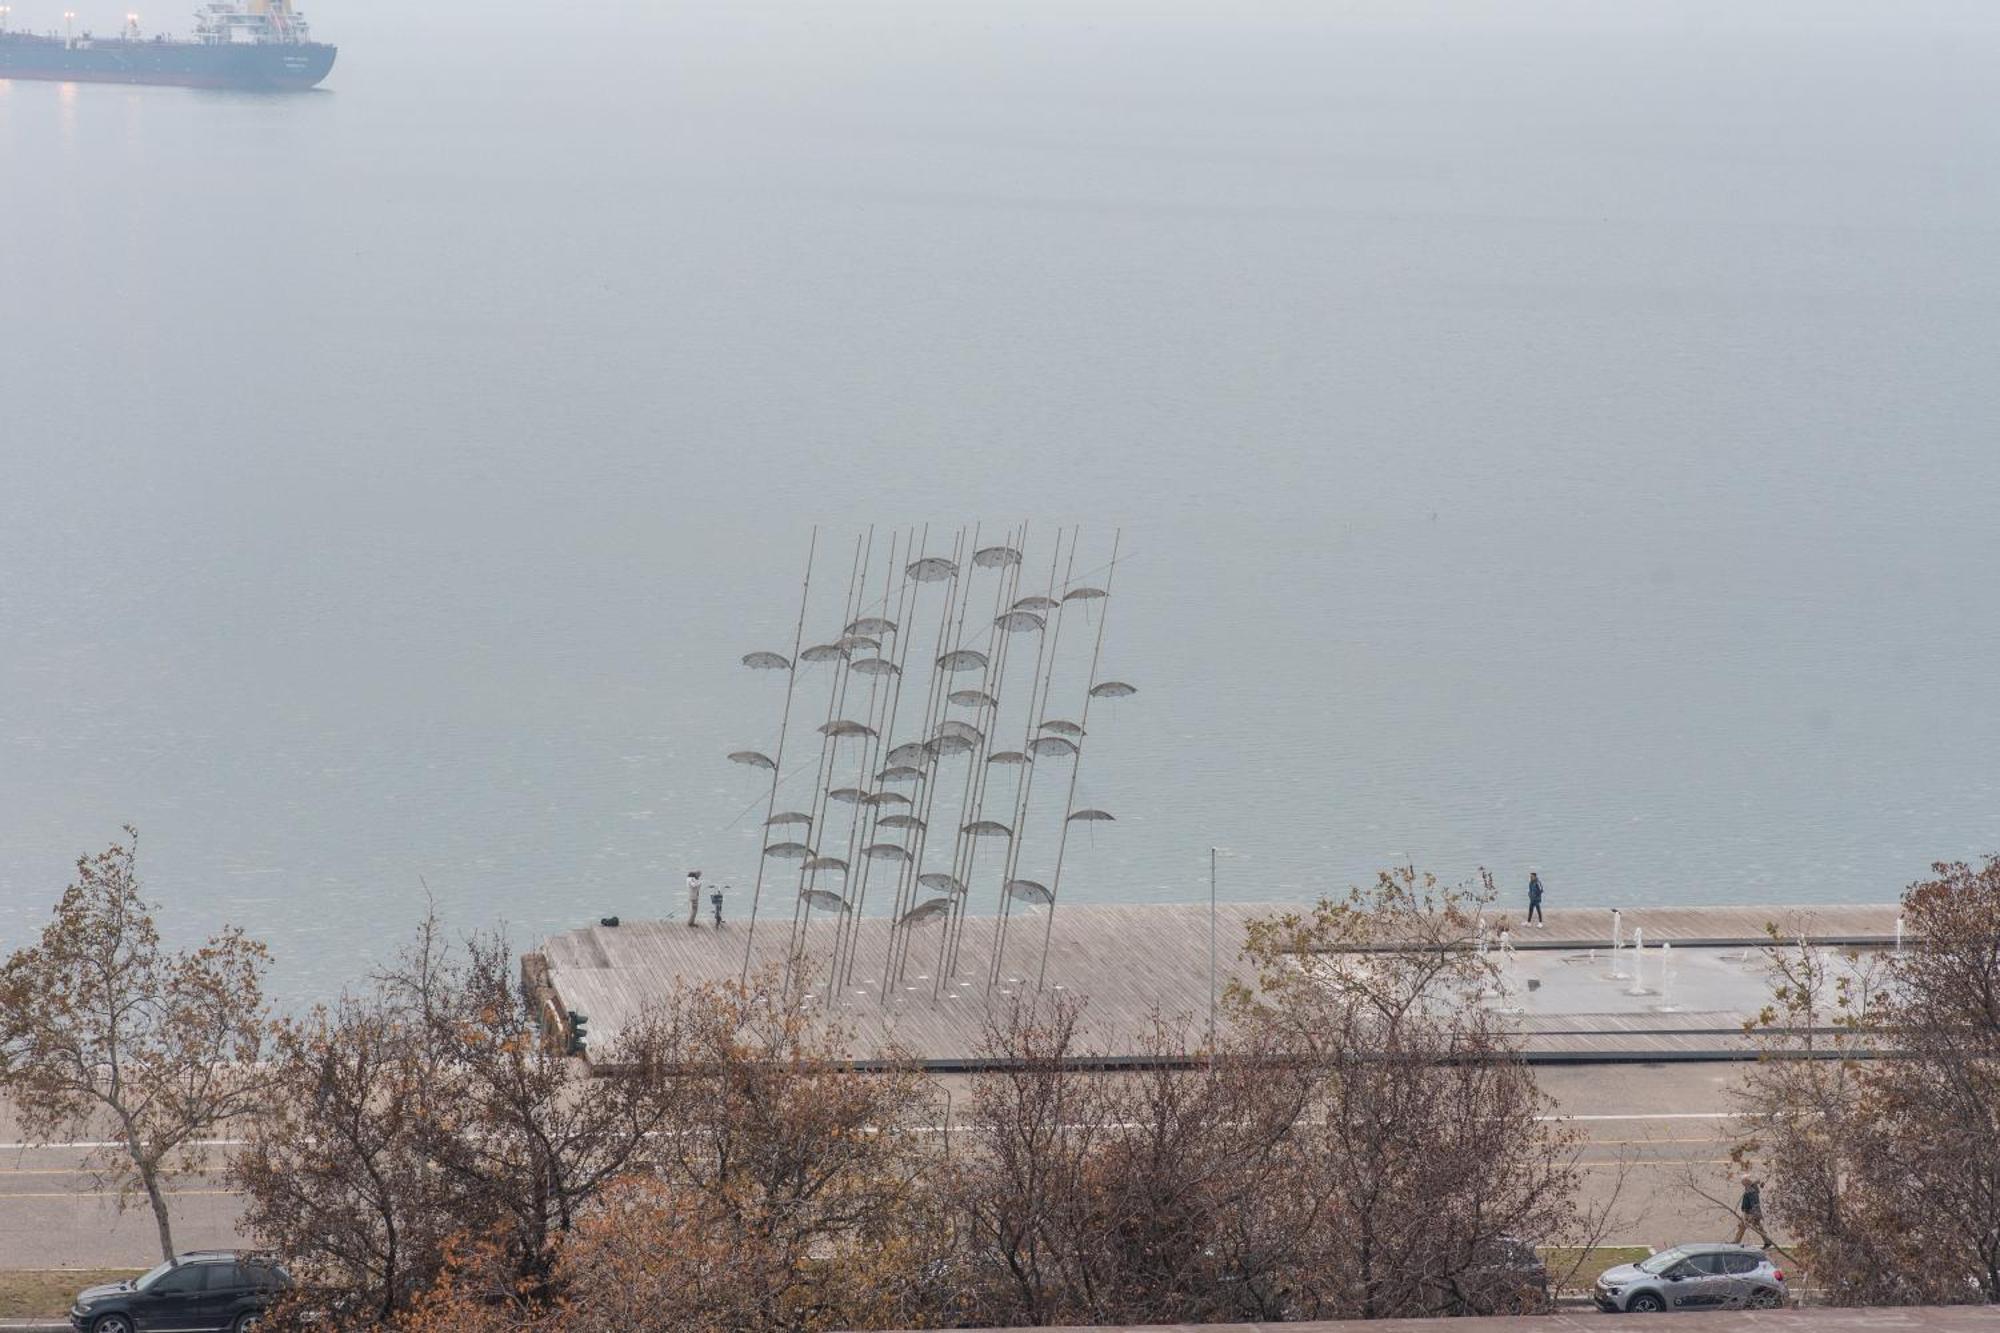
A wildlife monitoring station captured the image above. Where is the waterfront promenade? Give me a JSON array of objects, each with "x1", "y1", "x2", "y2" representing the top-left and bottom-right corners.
[{"x1": 528, "y1": 901, "x2": 1901, "y2": 1069}]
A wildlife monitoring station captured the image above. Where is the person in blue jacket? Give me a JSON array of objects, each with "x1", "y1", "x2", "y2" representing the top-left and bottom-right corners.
[{"x1": 1527, "y1": 870, "x2": 1545, "y2": 926}]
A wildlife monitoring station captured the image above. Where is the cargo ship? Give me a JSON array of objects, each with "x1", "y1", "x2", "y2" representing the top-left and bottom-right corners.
[{"x1": 0, "y1": 0, "x2": 334, "y2": 90}]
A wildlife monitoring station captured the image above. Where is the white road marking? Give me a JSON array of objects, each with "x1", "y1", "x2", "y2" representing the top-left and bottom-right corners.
[
  {"x1": 1544, "y1": 1104, "x2": 1736, "y2": 1112},
  {"x1": 0, "y1": 1189, "x2": 241, "y2": 1199},
  {"x1": 0, "y1": 1140, "x2": 246, "y2": 1151},
  {"x1": 4, "y1": 1119, "x2": 1732, "y2": 1150}
]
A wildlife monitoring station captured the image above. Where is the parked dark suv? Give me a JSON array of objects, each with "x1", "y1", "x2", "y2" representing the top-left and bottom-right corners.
[{"x1": 69, "y1": 1251, "x2": 286, "y2": 1333}]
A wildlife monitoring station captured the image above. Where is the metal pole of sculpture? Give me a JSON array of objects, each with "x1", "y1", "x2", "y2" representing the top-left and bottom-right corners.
[
  {"x1": 835, "y1": 525, "x2": 926, "y2": 990},
  {"x1": 988, "y1": 528, "x2": 1077, "y2": 991},
  {"x1": 739, "y1": 528, "x2": 818, "y2": 987},
  {"x1": 1035, "y1": 527, "x2": 1121, "y2": 994},
  {"x1": 941, "y1": 530, "x2": 1031, "y2": 993}
]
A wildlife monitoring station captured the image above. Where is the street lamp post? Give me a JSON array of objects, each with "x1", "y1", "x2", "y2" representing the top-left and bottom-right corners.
[
  {"x1": 1208, "y1": 846, "x2": 1218, "y2": 1072},
  {"x1": 64, "y1": 9, "x2": 76, "y2": 41}
]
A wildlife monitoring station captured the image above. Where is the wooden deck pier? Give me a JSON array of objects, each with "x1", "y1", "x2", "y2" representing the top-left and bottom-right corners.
[{"x1": 528, "y1": 902, "x2": 1902, "y2": 1069}]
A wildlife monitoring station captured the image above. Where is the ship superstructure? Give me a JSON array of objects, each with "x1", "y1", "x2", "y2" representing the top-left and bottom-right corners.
[{"x1": 193, "y1": 0, "x2": 313, "y2": 46}]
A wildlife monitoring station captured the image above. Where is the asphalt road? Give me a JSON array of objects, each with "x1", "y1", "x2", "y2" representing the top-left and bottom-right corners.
[{"x1": 0, "y1": 1063, "x2": 1757, "y2": 1274}]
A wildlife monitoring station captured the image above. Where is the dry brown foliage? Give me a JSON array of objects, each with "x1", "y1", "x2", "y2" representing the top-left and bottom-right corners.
[
  {"x1": 0, "y1": 829, "x2": 270, "y2": 1261},
  {"x1": 238, "y1": 867, "x2": 1601, "y2": 1330},
  {"x1": 1737, "y1": 855, "x2": 2000, "y2": 1305},
  {"x1": 232, "y1": 910, "x2": 686, "y2": 1324}
]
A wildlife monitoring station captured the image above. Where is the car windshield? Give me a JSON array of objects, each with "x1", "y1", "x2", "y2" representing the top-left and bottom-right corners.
[
  {"x1": 135, "y1": 1261, "x2": 178, "y2": 1290},
  {"x1": 1637, "y1": 1247, "x2": 1695, "y2": 1274}
]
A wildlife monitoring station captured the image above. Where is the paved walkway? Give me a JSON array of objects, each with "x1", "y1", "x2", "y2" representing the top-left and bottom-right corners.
[{"x1": 535, "y1": 901, "x2": 1899, "y2": 1066}]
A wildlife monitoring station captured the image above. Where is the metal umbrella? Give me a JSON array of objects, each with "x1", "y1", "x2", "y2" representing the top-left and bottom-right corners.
[
  {"x1": 765, "y1": 811, "x2": 813, "y2": 827},
  {"x1": 937, "y1": 649, "x2": 988, "y2": 672},
  {"x1": 1039, "y1": 719, "x2": 1085, "y2": 737},
  {"x1": 899, "y1": 897, "x2": 951, "y2": 925},
  {"x1": 764, "y1": 841, "x2": 813, "y2": 859},
  {"x1": 850, "y1": 657, "x2": 900, "y2": 677},
  {"x1": 1028, "y1": 735, "x2": 1079, "y2": 758},
  {"x1": 949, "y1": 688, "x2": 999, "y2": 709},
  {"x1": 1005, "y1": 879, "x2": 1053, "y2": 906},
  {"x1": 994, "y1": 610, "x2": 1045, "y2": 633},
  {"x1": 741, "y1": 651, "x2": 791, "y2": 670},
  {"x1": 973, "y1": 545, "x2": 1024, "y2": 569},
  {"x1": 819, "y1": 719, "x2": 878, "y2": 739},
  {"x1": 729, "y1": 750, "x2": 776, "y2": 770},
  {"x1": 1089, "y1": 680, "x2": 1138, "y2": 698},
  {"x1": 800, "y1": 888, "x2": 849, "y2": 912},
  {"x1": 886, "y1": 741, "x2": 931, "y2": 767},
  {"x1": 799, "y1": 642, "x2": 849, "y2": 663},
  {"x1": 907, "y1": 557, "x2": 957, "y2": 582},
  {"x1": 1067, "y1": 808, "x2": 1114, "y2": 823},
  {"x1": 847, "y1": 616, "x2": 898, "y2": 636}
]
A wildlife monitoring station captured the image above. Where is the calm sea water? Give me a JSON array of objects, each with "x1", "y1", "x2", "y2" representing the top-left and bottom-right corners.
[{"x1": 3, "y1": 0, "x2": 1997, "y2": 999}]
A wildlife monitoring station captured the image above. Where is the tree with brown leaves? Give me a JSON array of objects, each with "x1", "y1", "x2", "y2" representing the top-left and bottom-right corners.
[
  {"x1": 946, "y1": 868, "x2": 1597, "y2": 1327},
  {"x1": 0, "y1": 830, "x2": 270, "y2": 1262},
  {"x1": 392, "y1": 969, "x2": 946, "y2": 1333},
  {"x1": 231, "y1": 911, "x2": 685, "y2": 1323},
  {"x1": 1736, "y1": 856, "x2": 2000, "y2": 1305},
  {"x1": 949, "y1": 1000, "x2": 1313, "y2": 1326},
  {"x1": 1229, "y1": 867, "x2": 1595, "y2": 1321}
]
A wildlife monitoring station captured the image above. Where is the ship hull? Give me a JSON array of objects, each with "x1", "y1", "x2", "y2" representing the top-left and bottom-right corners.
[{"x1": 0, "y1": 36, "x2": 335, "y2": 90}]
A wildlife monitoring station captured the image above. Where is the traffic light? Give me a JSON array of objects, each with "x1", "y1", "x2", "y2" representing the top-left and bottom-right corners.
[{"x1": 566, "y1": 1010, "x2": 589, "y2": 1057}]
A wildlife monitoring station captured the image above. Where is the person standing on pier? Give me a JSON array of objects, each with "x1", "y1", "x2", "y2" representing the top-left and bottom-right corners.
[
  {"x1": 686, "y1": 869, "x2": 702, "y2": 928},
  {"x1": 1527, "y1": 870, "x2": 1545, "y2": 926}
]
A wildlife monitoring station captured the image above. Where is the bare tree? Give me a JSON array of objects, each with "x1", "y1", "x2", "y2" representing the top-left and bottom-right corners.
[
  {"x1": 232, "y1": 910, "x2": 685, "y2": 1322},
  {"x1": 1736, "y1": 857, "x2": 2000, "y2": 1305},
  {"x1": 944, "y1": 869, "x2": 1596, "y2": 1327},
  {"x1": 0, "y1": 829, "x2": 269, "y2": 1262},
  {"x1": 950, "y1": 1000, "x2": 1313, "y2": 1327},
  {"x1": 231, "y1": 978, "x2": 454, "y2": 1322},
  {"x1": 1230, "y1": 868, "x2": 1595, "y2": 1321}
]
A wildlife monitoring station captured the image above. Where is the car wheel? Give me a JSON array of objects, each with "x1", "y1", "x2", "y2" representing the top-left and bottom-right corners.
[
  {"x1": 90, "y1": 1317, "x2": 135, "y2": 1333},
  {"x1": 1627, "y1": 1291, "x2": 1666, "y2": 1313},
  {"x1": 234, "y1": 1313, "x2": 264, "y2": 1332},
  {"x1": 1749, "y1": 1288, "x2": 1784, "y2": 1309}
]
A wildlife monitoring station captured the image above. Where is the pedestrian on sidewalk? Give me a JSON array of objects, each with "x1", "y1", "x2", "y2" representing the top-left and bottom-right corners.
[
  {"x1": 1733, "y1": 1174, "x2": 1772, "y2": 1247},
  {"x1": 1527, "y1": 870, "x2": 1545, "y2": 926},
  {"x1": 710, "y1": 883, "x2": 725, "y2": 928},
  {"x1": 686, "y1": 869, "x2": 702, "y2": 927}
]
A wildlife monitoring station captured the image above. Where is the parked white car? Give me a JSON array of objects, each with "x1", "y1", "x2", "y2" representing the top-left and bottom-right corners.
[{"x1": 1593, "y1": 1244, "x2": 1787, "y2": 1312}]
